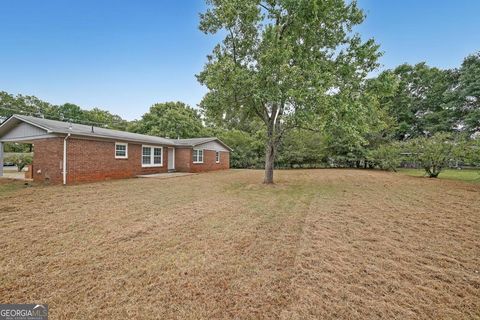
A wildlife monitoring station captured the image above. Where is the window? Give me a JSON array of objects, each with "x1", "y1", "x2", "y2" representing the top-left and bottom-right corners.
[
  {"x1": 154, "y1": 147, "x2": 162, "y2": 164},
  {"x1": 215, "y1": 151, "x2": 220, "y2": 163},
  {"x1": 142, "y1": 147, "x2": 151, "y2": 165},
  {"x1": 115, "y1": 143, "x2": 128, "y2": 159},
  {"x1": 142, "y1": 146, "x2": 163, "y2": 167},
  {"x1": 193, "y1": 149, "x2": 204, "y2": 163}
]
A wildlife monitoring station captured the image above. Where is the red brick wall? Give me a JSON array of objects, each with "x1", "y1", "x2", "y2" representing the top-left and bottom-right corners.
[
  {"x1": 174, "y1": 148, "x2": 192, "y2": 172},
  {"x1": 66, "y1": 138, "x2": 169, "y2": 183},
  {"x1": 32, "y1": 138, "x2": 64, "y2": 184},
  {"x1": 220, "y1": 151, "x2": 230, "y2": 170},
  {"x1": 31, "y1": 137, "x2": 230, "y2": 184},
  {"x1": 32, "y1": 137, "x2": 170, "y2": 184},
  {"x1": 190, "y1": 150, "x2": 230, "y2": 173},
  {"x1": 175, "y1": 148, "x2": 230, "y2": 173}
]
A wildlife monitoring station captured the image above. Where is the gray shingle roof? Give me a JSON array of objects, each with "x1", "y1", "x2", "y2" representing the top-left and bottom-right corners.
[
  {"x1": 173, "y1": 137, "x2": 232, "y2": 151},
  {"x1": 2, "y1": 115, "x2": 232, "y2": 150},
  {"x1": 13, "y1": 114, "x2": 175, "y2": 146},
  {"x1": 173, "y1": 137, "x2": 218, "y2": 145}
]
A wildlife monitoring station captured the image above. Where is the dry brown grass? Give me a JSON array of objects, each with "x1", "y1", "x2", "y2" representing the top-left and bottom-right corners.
[{"x1": 0, "y1": 169, "x2": 479, "y2": 319}]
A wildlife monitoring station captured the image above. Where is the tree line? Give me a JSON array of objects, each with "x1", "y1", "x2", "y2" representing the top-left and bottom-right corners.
[
  {"x1": 204, "y1": 52, "x2": 480, "y2": 177},
  {"x1": 1, "y1": 51, "x2": 479, "y2": 177},
  {"x1": 195, "y1": 0, "x2": 478, "y2": 182}
]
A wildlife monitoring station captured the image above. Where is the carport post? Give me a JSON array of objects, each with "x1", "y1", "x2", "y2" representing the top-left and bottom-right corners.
[{"x1": 0, "y1": 142, "x2": 3, "y2": 177}]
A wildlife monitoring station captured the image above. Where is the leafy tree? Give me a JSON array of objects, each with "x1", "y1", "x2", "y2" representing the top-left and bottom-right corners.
[
  {"x1": 404, "y1": 132, "x2": 458, "y2": 178},
  {"x1": 198, "y1": 0, "x2": 380, "y2": 183},
  {"x1": 322, "y1": 72, "x2": 396, "y2": 167},
  {"x1": 51, "y1": 103, "x2": 84, "y2": 121},
  {"x1": 216, "y1": 129, "x2": 265, "y2": 168},
  {"x1": 276, "y1": 129, "x2": 327, "y2": 168},
  {"x1": 0, "y1": 91, "x2": 128, "y2": 129},
  {"x1": 5, "y1": 154, "x2": 33, "y2": 172},
  {"x1": 0, "y1": 91, "x2": 54, "y2": 119},
  {"x1": 379, "y1": 63, "x2": 455, "y2": 140},
  {"x1": 449, "y1": 52, "x2": 480, "y2": 134},
  {"x1": 368, "y1": 143, "x2": 401, "y2": 171},
  {"x1": 3, "y1": 143, "x2": 31, "y2": 153},
  {"x1": 131, "y1": 102, "x2": 205, "y2": 138},
  {"x1": 464, "y1": 138, "x2": 480, "y2": 166},
  {"x1": 84, "y1": 108, "x2": 128, "y2": 130}
]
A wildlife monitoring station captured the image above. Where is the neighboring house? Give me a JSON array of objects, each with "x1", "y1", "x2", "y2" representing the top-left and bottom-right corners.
[{"x1": 0, "y1": 115, "x2": 231, "y2": 184}]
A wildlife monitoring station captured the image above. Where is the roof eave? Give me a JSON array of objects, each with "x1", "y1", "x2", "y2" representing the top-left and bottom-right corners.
[
  {"x1": 63, "y1": 132, "x2": 175, "y2": 146},
  {"x1": 190, "y1": 138, "x2": 233, "y2": 151},
  {"x1": 12, "y1": 115, "x2": 53, "y2": 133}
]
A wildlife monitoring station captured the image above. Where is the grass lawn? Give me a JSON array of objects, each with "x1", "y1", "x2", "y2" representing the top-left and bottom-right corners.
[
  {"x1": 0, "y1": 178, "x2": 30, "y2": 194},
  {"x1": 1, "y1": 169, "x2": 479, "y2": 319},
  {"x1": 399, "y1": 168, "x2": 480, "y2": 184}
]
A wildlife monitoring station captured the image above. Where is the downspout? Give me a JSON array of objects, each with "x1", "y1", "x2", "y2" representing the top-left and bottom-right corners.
[{"x1": 63, "y1": 133, "x2": 71, "y2": 185}]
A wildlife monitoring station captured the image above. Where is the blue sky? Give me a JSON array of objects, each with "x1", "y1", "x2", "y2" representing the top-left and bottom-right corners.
[{"x1": 1, "y1": 0, "x2": 479, "y2": 120}]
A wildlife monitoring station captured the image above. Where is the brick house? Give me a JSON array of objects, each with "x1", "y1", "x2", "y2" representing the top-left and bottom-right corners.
[{"x1": 0, "y1": 115, "x2": 231, "y2": 184}]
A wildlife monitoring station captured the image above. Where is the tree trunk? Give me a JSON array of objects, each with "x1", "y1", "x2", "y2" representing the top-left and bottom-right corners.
[
  {"x1": 425, "y1": 166, "x2": 440, "y2": 178},
  {"x1": 264, "y1": 139, "x2": 275, "y2": 184},
  {"x1": 261, "y1": 102, "x2": 284, "y2": 185}
]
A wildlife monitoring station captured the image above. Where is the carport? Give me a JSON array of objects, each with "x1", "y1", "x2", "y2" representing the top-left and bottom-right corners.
[{"x1": 0, "y1": 115, "x2": 59, "y2": 180}]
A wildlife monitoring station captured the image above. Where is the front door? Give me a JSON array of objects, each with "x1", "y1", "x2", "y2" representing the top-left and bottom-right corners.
[{"x1": 168, "y1": 147, "x2": 175, "y2": 170}]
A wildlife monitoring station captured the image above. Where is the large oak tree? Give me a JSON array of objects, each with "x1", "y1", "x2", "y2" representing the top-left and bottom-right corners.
[
  {"x1": 197, "y1": 0, "x2": 380, "y2": 183},
  {"x1": 130, "y1": 102, "x2": 205, "y2": 138}
]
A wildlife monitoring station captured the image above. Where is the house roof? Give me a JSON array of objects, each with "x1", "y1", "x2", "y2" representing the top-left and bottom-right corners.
[
  {"x1": 173, "y1": 137, "x2": 233, "y2": 151},
  {"x1": 0, "y1": 114, "x2": 232, "y2": 150},
  {"x1": 174, "y1": 137, "x2": 217, "y2": 145}
]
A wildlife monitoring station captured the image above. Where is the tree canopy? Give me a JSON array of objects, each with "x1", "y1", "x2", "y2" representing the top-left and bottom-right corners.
[
  {"x1": 198, "y1": 0, "x2": 380, "y2": 183},
  {"x1": 129, "y1": 102, "x2": 205, "y2": 138},
  {"x1": 1, "y1": 47, "x2": 478, "y2": 177},
  {"x1": 0, "y1": 91, "x2": 128, "y2": 130},
  {"x1": 451, "y1": 53, "x2": 480, "y2": 134}
]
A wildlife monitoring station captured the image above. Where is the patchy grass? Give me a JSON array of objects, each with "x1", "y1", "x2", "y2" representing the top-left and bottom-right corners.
[
  {"x1": 0, "y1": 178, "x2": 30, "y2": 195},
  {"x1": 399, "y1": 168, "x2": 480, "y2": 183},
  {"x1": 0, "y1": 169, "x2": 479, "y2": 319}
]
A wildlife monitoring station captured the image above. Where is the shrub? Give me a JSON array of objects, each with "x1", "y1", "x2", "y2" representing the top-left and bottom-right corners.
[
  {"x1": 5, "y1": 154, "x2": 33, "y2": 172},
  {"x1": 368, "y1": 143, "x2": 401, "y2": 171},
  {"x1": 465, "y1": 138, "x2": 480, "y2": 166},
  {"x1": 405, "y1": 133, "x2": 457, "y2": 178}
]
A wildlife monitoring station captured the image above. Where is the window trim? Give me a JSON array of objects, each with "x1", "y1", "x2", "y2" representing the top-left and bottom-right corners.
[
  {"x1": 215, "y1": 151, "x2": 220, "y2": 163},
  {"x1": 115, "y1": 142, "x2": 128, "y2": 159},
  {"x1": 193, "y1": 149, "x2": 204, "y2": 164},
  {"x1": 141, "y1": 145, "x2": 163, "y2": 167}
]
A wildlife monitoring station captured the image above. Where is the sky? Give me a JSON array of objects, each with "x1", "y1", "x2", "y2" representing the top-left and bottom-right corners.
[{"x1": 0, "y1": 0, "x2": 479, "y2": 121}]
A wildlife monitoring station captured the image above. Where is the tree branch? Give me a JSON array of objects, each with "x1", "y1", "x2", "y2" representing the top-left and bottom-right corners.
[
  {"x1": 227, "y1": 27, "x2": 237, "y2": 64},
  {"x1": 295, "y1": 125, "x2": 322, "y2": 133},
  {"x1": 259, "y1": 2, "x2": 274, "y2": 14}
]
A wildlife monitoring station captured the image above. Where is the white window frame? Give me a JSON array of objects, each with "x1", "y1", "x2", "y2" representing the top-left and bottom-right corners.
[
  {"x1": 193, "y1": 149, "x2": 204, "y2": 164},
  {"x1": 115, "y1": 142, "x2": 128, "y2": 159},
  {"x1": 215, "y1": 151, "x2": 220, "y2": 163},
  {"x1": 141, "y1": 145, "x2": 163, "y2": 167}
]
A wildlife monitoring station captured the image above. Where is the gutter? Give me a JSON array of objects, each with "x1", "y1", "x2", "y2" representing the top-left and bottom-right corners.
[
  {"x1": 63, "y1": 133, "x2": 71, "y2": 185},
  {"x1": 58, "y1": 132, "x2": 176, "y2": 147}
]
